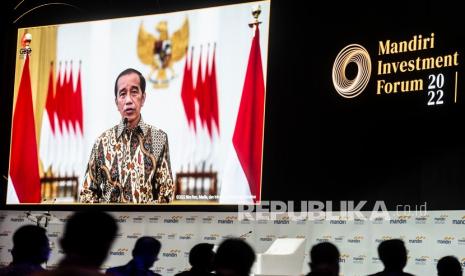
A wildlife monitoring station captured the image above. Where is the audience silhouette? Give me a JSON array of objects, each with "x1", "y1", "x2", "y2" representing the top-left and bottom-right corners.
[
  {"x1": 214, "y1": 238, "x2": 255, "y2": 276},
  {"x1": 174, "y1": 243, "x2": 215, "y2": 276},
  {"x1": 306, "y1": 242, "x2": 340, "y2": 276},
  {"x1": 106, "y1": 236, "x2": 161, "y2": 276},
  {"x1": 437, "y1": 256, "x2": 463, "y2": 276},
  {"x1": 3, "y1": 213, "x2": 465, "y2": 276},
  {"x1": 36, "y1": 210, "x2": 118, "y2": 276},
  {"x1": 368, "y1": 239, "x2": 415, "y2": 276},
  {"x1": 0, "y1": 224, "x2": 50, "y2": 276}
]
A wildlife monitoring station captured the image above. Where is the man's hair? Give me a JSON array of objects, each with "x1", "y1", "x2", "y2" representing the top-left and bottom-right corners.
[
  {"x1": 214, "y1": 238, "x2": 256, "y2": 276},
  {"x1": 377, "y1": 239, "x2": 408, "y2": 270},
  {"x1": 189, "y1": 243, "x2": 215, "y2": 268},
  {"x1": 310, "y1": 242, "x2": 340, "y2": 266},
  {"x1": 60, "y1": 211, "x2": 118, "y2": 266},
  {"x1": 309, "y1": 242, "x2": 340, "y2": 276},
  {"x1": 114, "y1": 68, "x2": 146, "y2": 97},
  {"x1": 437, "y1": 255, "x2": 462, "y2": 276},
  {"x1": 11, "y1": 224, "x2": 49, "y2": 264},
  {"x1": 132, "y1": 236, "x2": 161, "y2": 257}
]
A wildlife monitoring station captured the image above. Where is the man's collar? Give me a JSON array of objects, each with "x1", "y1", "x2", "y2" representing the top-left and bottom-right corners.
[{"x1": 116, "y1": 116, "x2": 148, "y2": 138}]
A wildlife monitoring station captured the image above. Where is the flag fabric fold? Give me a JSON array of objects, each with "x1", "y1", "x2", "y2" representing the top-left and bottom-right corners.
[
  {"x1": 210, "y1": 45, "x2": 220, "y2": 136},
  {"x1": 39, "y1": 62, "x2": 56, "y2": 172},
  {"x1": 195, "y1": 48, "x2": 205, "y2": 127},
  {"x1": 75, "y1": 62, "x2": 84, "y2": 135},
  {"x1": 181, "y1": 48, "x2": 196, "y2": 132},
  {"x1": 203, "y1": 46, "x2": 213, "y2": 139}
]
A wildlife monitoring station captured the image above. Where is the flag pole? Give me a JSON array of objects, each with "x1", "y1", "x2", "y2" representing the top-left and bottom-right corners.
[{"x1": 10, "y1": 31, "x2": 42, "y2": 203}]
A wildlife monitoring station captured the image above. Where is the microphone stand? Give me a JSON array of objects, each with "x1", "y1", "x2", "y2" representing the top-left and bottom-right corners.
[
  {"x1": 239, "y1": 230, "x2": 253, "y2": 239},
  {"x1": 25, "y1": 210, "x2": 53, "y2": 228}
]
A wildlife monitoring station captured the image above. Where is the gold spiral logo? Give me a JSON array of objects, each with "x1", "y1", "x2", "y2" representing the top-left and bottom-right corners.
[{"x1": 332, "y1": 44, "x2": 371, "y2": 98}]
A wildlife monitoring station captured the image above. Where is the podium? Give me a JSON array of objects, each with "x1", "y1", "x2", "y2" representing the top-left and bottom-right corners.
[{"x1": 254, "y1": 238, "x2": 306, "y2": 276}]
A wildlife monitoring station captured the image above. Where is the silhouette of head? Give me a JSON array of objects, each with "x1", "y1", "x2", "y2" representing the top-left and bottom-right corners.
[
  {"x1": 377, "y1": 239, "x2": 408, "y2": 272},
  {"x1": 309, "y1": 242, "x2": 340, "y2": 276},
  {"x1": 132, "y1": 236, "x2": 161, "y2": 269},
  {"x1": 437, "y1": 255, "x2": 463, "y2": 276},
  {"x1": 189, "y1": 243, "x2": 215, "y2": 272},
  {"x1": 11, "y1": 224, "x2": 50, "y2": 264},
  {"x1": 60, "y1": 211, "x2": 118, "y2": 268},
  {"x1": 214, "y1": 238, "x2": 256, "y2": 276}
]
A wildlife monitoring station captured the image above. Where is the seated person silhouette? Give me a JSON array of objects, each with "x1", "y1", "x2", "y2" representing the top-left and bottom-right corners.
[
  {"x1": 437, "y1": 255, "x2": 463, "y2": 276},
  {"x1": 106, "y1": 236, "x2": 161, "y2": 276},
  {"x1": 214, "y1": 238, "x2": 255, "y2": 276},
  {"x1": 306, "y1": 242, "x2": 340, "y2": 276},
  {"x1": 174, "y1": 243, "x2": 215, "y2": 276},
  {"x1": 36, "y1": 210, "x2": 118, "y2": 276},
  {"x1": 368, "y1": 239, "x2": 415, "y2": 276},
  {"x1": 0, "y1": 225, "x2": 50, "y2": 276}
]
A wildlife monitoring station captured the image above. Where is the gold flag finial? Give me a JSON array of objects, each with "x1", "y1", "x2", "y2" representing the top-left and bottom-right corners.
[
  {"x1": 19, "y1": 31, "x2": 32, "y2": 58},
  {"x1": 248, "y1": 5, "x2": 262, "y2": 28}
]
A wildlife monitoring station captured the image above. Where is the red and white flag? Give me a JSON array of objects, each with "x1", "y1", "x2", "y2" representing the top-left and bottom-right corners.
[
  {"x1": 232, "y1": 26, "x2": 265, "y2": 203},
  {"x1": 39, "y1": 62, "x2": 56, "y2": 172},
  {"x1": 181, "y1": 48, "x2": 196, "y2": 132},
  {"x1": 203, "y1": 46, "x2": 213, "y2": 139},
  {"x1": 209, "y1": 44, "x2": 220, "y2": 137},
  {"x1": 72, "y1": 62, "x2": 85, "y2": 182},
  {"x1": 8, "y1": 55, "x2": 41, "y2": 203},
  {"x1": 74, "y1": 62, "x2": 84, "y2": 136}
]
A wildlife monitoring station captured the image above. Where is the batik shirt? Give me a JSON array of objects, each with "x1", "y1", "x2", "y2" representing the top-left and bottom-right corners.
[{"x1": 80, "y1": 118, "x2": 175, "y2": 203}]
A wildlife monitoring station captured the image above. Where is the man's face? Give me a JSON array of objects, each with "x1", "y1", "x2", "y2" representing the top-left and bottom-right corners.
[{"x1": 115, "y1": 72, "x2": 146, "y2": 127}]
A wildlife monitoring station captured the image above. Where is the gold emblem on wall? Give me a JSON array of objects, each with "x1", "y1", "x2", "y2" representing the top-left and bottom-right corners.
[
  {"x1": 332, "y1": 44, "x2": 372, "y2": 99},
  {"x1": 137, "y1": 18, "x2": 189, "y2": 89}
]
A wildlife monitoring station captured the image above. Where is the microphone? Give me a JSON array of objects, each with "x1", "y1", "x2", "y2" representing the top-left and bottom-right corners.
[
  {"x1": 123, "y1": 117, "x2": 129, "y2": 129},
  {"x1": 239, "y1": 230, "x2": 253, "y2": 239}
]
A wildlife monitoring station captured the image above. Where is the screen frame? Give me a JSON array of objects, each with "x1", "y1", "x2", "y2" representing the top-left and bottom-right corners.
[{"x1": 0, "y1": 0, "x2": 274, "y2": 211}]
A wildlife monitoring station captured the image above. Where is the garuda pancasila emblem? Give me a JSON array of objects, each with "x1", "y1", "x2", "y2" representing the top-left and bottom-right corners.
[{"x1": 137, "y1": 18, "x2": 189, "y2": 88}]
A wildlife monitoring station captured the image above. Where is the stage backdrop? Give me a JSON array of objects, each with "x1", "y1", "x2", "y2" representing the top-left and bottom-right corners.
[{"x1": 1, "y1": 210, "x2": 465, "y2": 275}]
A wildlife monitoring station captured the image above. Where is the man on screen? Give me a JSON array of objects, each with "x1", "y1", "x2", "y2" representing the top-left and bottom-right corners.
[{"x1": 80, "y1": 68, "x2": 175, "y2": 203}]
